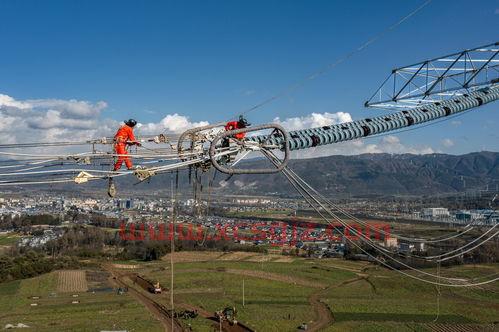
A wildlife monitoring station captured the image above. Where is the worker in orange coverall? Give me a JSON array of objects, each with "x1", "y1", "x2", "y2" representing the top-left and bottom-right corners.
[
  {"x1": 224, "y1": 115, "x2": 250, "y2": 140},
  {"x1": 221, "y1": 116, "x2": 251, "y2": 165},
  {"x1": 113, "y1": 119, "x2": 141, "y2": 171}
]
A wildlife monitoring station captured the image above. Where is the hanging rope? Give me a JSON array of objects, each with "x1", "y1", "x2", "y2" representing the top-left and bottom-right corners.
[
  {"x1": 197, "y1": 168, "x2": 218, "y2": 246},
  {"x1": 433, "y1": 261, "x2": 441, "y2": 322}
]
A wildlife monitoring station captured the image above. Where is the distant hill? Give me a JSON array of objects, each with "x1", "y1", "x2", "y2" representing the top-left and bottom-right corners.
[
  {"x1": 13, "y1": 151, "x2": 499, "y2": 198},
  {"x1": 210, "y1": 151, "x2": 499, "y2": 198}
]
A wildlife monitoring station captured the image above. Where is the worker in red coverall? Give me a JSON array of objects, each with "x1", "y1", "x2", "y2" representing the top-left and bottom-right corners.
[
  {"x1": 113, "y1": 119, "x2": 141, "y2": 171},
  {"x1": 224, "y1": 115, "x2": 250, "y2": 140},
  {"x1": 221, "y1": 116, "x2": 250, "y2": 164}
]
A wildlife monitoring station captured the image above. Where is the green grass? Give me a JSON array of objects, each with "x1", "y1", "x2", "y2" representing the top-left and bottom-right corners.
[
  {"x1": 153, "y1": 268, "x2": 317, "y2": 331},
  {"x1": 138, "y1": 258, "x2": 360, "y2": 331},
  {"x1": 2, "y1": 255, "x2": 498, "y2": 331},
  {"x1": 154, "y1": 258, "x2": 358, "y2": 285},
  {"x1": 0, "y1": 279, "x2": 21, "y2": 295},
  {"x1": 0, "y1": 233, "x2": 20, "y2": 246},
  {"x1": 324, "y1": 321, "x2": 429, "y2": 332},
  {"x1": 139, "y1": 259, "x2": 348, "y2": 331},
  {"x1": 332, "y1": 312, "x2": 474, "y2": 323},
  {"x1": 139, "y1": 256, "x2": 499, "y2": 331},
  {"x1": 0, "y1": 270, "x2": 164, "y2": 332},
  {"x1": 322, "y1": 264, "x2": 499, "y2": 326}
]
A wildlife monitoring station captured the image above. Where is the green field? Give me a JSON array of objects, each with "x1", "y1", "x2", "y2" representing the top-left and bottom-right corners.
[
  {"x1": 131, "y1": 253, "x2": 499, "y2": 331},
  {"x1": 1, "y1": 253, "x2": 498, "y2": 331},
  {"x1": 0, "y1": 233, "x2": 20, "y2": 246},
  {"x1": 0, "y1": 271, "x2": 163, "y2": 332}
]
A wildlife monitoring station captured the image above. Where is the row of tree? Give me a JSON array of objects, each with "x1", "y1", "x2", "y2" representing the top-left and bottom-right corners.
[
  {"x1": 0, "y1": 214, "x2": 62, "y2": 230},
  {"x1": 0, "y1": 250, "x2": 79, "y2": 283}
]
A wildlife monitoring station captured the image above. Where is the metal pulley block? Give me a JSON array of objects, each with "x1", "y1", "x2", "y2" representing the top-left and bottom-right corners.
[
  {"x1": 153, "y1": 134, "x2": 167, "y2": 144},
  {"x1": 209, "y1": 123, "x2": 290, "y2": 174},
  {"x1": 68, "y1": 156, "x2": 92, "y2": 165},
  {"x1": 199, "y1": 160, "x2": 212, "y2": 172},
  {"x1": 74, "y1": 171, "x2": 95, "y2": 184},
  {"x1": 177, "y1": 122, "x2": 226, "y2": 161},
  {"x1": 133, "y1": 168, "x2": 156, "y2": 182}
]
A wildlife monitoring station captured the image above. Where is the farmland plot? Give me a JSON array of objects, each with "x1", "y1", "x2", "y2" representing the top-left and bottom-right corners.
[{"x1": 57, "y1": 270, "x2": 88, "y2": 292}]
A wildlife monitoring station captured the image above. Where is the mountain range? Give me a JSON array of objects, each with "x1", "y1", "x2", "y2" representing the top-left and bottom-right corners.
[
  {"x1": 213, "y1": 151, "x2": 499, "y2": 197},
  {"x1": 120, "y1": 151, "x2": 499, "y2": 198},
  {"x1": 12, "y1": 151, "x2": 499, "y2": 198}
]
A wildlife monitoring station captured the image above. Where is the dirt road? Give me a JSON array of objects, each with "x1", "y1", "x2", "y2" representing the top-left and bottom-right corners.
[
  {"x1": 107, "y1": 265, "x2": 253, "y2": 332},
  {"x1": 176, "y1": 301, "x2": 255, "y2": 332},
  {"x1": 306, "y1": 288, "x2": 334, "y2": 332},
  {"x1": 105, "y1": 266, "x2": 184, "y2": 332},
  {"x1": 306, "y1": 276, "x2": 368, "y2": 332}
]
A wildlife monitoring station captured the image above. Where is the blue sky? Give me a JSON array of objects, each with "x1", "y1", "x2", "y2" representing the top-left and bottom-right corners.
[{"x1": 0, "y1": 0, "x2": 498, "y2": 155}]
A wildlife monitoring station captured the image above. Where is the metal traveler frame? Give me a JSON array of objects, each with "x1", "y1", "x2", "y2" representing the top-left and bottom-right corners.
[
  {"x1": 177, "y1": 122, "x2": 226, "y2": 160},
  {"x1": 209, "y1": 123, "x2": 290, "y2": 174}
]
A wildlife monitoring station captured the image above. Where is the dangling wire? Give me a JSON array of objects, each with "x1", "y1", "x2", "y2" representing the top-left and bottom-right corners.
[
  {"x1": 433, "y1": 261, "x2": 441, "y2": 322},
  {"x1": 263, "y1": 149, "x2": 499, "y2": 287},
  {"x1": 197, "y1": 168, "x2": 218, "y2": 246},
  {"x1": 169, "y1": 170, "x2": 180, "y2": 330}
]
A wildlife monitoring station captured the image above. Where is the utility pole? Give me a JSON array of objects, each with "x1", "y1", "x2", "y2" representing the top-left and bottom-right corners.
[
  {"x1": 170, "y1": 174, "x2": 177, "y2": 332},
  {"x1": 242, "y1": 279, "x2": 245, "y2": 307}
]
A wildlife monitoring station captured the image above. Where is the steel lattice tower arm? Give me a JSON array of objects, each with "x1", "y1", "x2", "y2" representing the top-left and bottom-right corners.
[{"x1": 364, "y1": 42, "x2": 499, "y2": 109}]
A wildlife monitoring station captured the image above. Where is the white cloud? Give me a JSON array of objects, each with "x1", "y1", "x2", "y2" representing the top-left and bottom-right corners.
[
  {"x1": 0, "y1": 94, "x2": 31, "y2": 109},
  {"x1": 377, "y1": 135, "x2": 435, "y2": 154},
  {"x1": 0, "y1": 95, "x2": 437, "y2": 159},
  {"x1": 441, "y1": 138, "x2": 454, "y2": 148},
  {"x1": 27, "y1": 99, "x2": 107, "y2": 119},
  {"x1": 137, "y1": 114, "x2": 209, "y2": 135},
  {"x1": 0, "y1": 94, "x2": 115, "y2": 149},
  {"x1": 0, "y1": 94, "x2": 212, "y2": 148},
  {"x1": 273, "y1": 112, "x2": 352, "y2": 131},
  {"x1": 291, "y1": 134, "x2": 435, "y2": 159},
  {"x1": 272, "y1": 111, "x2": 433, "y2": 158},
  {"x1": 450, "y1": 120, "x2": 462, "y2": 126}
]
